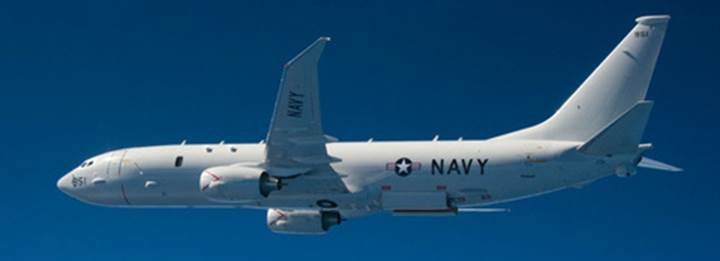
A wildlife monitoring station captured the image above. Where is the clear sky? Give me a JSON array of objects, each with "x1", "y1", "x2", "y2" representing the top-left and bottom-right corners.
[{"x1": 1, "y1": 0, "x2": 717, "y2": 260}]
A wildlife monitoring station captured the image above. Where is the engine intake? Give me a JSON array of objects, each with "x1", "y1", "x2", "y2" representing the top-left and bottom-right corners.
[
  {"x1": 199, "y1": 164, "x2": 281, "y2": 202},
  {"x1": 266, "y1": 208, "x2": 342, "y2": 235}
]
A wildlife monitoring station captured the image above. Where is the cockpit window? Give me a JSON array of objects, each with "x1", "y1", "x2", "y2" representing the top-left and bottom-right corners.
[{"x1": 79, "y1": 160, "x2": 95, "y2": 168}]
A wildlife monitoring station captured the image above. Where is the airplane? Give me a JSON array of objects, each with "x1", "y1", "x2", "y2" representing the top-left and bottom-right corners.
[{"x1": 57, "y1": 15, "x2": 681, "y2": 235}]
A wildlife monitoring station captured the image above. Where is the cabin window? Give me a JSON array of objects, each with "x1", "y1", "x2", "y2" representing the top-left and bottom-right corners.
[
  {"x1": 205, "y1": 147, "x2": 213, "y2": 153},
  {"x1": 230, "y1": 147, "x2": 237, "y2": 153},
  {"x1": 175, "y1": 156, "x2": 184, "y2": 167}
]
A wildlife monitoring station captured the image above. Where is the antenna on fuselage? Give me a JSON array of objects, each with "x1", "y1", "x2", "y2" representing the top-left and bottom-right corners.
[
  {"x1": 368, "y1": 138, "x2": 374, "y2": 143},
  {"x1": 432, "y1": 135, "x2": 439, "y2": 142},
  {"x1": 219, "y1": 140, "x2": 225, "y2": 145},
  {"x1": 180, "y1": 139, "x2": 187, "y2": 146}
]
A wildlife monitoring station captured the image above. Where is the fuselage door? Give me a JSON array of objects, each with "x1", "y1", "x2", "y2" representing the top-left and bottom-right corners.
[{"x1": 106, "y1": 150, "x2": 127, "y2": 179}]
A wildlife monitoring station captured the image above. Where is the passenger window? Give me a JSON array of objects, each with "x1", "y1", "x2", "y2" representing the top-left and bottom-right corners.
[
  {"x1": 87, "y1": 160, "x2": 94, "y2": 167},
  {"x1": 175, "y1": 156, "x2": 184, "y2": 167}
]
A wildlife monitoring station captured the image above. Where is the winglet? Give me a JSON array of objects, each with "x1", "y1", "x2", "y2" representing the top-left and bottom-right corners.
[{"x1": 284, "y1": 37, "x2": 331, "y2": 68}]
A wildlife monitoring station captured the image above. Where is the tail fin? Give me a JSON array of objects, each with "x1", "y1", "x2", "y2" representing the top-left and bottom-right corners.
[{"x1": 497, "y1": 15, "x2": 670, "y2": 142}]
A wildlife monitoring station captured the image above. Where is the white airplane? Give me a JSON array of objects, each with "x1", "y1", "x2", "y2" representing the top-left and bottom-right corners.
[{"x1": 58, "y1": 15, "x2": 681, "y2": 235}]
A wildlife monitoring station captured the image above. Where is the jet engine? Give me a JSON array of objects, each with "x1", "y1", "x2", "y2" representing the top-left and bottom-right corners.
[
  {"x1": 266, "y1": 208, "x2": 342, "y2": 235},
  {"x1": 199, "y1": 164, "x2": 281, "y2": 202}
]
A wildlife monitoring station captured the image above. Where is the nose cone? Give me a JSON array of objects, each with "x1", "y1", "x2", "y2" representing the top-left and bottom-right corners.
[
  {"x1": 57, "y1": 174, "x2": 73, "y2": 195},
  {"x1": 57, "y1": 171, "x2": 119, "y2": 206}
]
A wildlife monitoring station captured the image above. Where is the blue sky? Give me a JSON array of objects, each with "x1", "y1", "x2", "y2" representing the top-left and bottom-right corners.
[{"x1": 1, "y1": 0, "x2": 718, "y2": 260}]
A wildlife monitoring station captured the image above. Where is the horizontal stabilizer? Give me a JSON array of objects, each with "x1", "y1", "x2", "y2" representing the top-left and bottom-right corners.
[
  {"x1": 638, "y1": 157, "x2": 683, "y2": 172},
  {"x1": 458, "y1": 208, "x2": 511, "y2": 213},
  {"x1": 578, "y1": 101, "x2": 654, "y2": 155}
]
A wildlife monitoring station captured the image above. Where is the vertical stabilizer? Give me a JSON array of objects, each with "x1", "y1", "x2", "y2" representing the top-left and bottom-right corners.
[{"x1": 497, "y1": 15, "x2": 670, "y2": 142}]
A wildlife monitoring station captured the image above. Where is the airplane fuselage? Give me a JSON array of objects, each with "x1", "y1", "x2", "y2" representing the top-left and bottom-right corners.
[{"x1": 60, "y1": 139, "x2": 629, "y2": 216}]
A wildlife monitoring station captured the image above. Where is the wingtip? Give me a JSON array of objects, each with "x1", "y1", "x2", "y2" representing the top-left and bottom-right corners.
[{"x1": 319, "y1": 36, "x2": 332, "y2": 42}]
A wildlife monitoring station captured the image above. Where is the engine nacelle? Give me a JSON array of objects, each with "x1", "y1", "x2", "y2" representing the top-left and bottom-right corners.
[
  {"x1": 199, "y1": 164, "x2": 280, "y2": 202},
  {"x1": 266, "y1": 208, "x2": 342, "y2": 235}
]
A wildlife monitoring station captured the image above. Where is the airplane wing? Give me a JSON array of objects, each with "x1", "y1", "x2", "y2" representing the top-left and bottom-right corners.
[{"x1": 264, "y1": 37, "x2": 348, "y2": 194}]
